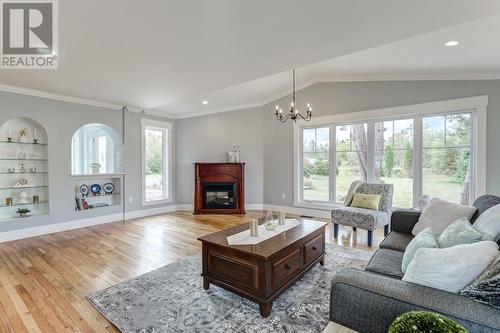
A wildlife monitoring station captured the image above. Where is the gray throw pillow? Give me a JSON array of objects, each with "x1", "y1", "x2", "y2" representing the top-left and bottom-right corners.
[{"x1": 437, "y1": 217, "x2": 482, "y2": 248}]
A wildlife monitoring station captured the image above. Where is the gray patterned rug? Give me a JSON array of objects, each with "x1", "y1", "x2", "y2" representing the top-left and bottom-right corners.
[{"x1": 87, "y1": 244, "x2": 370, "y2": 333}]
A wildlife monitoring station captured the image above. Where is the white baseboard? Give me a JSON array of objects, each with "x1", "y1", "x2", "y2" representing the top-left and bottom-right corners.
[
  {"x1": 0, "y1": 203, "x2": 331, "y2": 243},
  {"x1": 0, "y1": 205, "x2": 177, "y2": 243}
]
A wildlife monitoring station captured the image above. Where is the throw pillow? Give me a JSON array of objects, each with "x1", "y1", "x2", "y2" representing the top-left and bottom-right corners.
[
  {"x1": 412, "y1": 198, "x2": 477, "y2": 236},
  {"x1": 437, "y1": 217, "x2": 482, "y2": 248},
  {"x1": 460, "y1": 274, "x2": 500, "y2": 310},
  {"x1": 473, "y1": 204, "x2": 500, "y2": 242},
  {"x1": 402, "y1": 241, "x2": 499, "y2": 293},
  {"x1": 402, "y1": 227, "x2": 438, "y2": 273},
  {"x1": 350, "y1": 193, "x2": 381, "y2": 211}
]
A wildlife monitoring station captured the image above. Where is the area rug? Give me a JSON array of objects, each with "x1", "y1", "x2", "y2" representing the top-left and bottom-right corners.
[{"x1": 87, "y1": 244, "x2": 371, "y2": 333}]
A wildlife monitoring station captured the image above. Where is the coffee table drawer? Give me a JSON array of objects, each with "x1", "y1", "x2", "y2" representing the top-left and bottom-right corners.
[
  {"x1": 304, "y1": 234, "x2": 324, "y2": 266},
  {"x1": 271, "y1": 248, "x2": 301, "y2": 288}
]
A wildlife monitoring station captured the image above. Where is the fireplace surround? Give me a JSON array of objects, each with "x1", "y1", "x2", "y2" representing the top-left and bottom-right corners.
[{"x1": 194, "y1": 163, "x2": 245, "y2": 214}]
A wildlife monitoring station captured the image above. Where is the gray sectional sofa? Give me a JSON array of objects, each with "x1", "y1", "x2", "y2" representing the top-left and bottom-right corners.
[{"x1": 330, "y1": 194, "x2": 500, "y2": 333}]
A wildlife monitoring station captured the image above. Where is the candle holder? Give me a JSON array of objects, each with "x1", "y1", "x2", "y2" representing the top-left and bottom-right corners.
[
  {"x1": 33, "y1": 139, "x2": 38, "y2": 144},
  {"x1": 7, "y1": 137, "x2": 12, "y2": 143}
]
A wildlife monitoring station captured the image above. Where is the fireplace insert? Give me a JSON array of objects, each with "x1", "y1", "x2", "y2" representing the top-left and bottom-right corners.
[{"x1": 202, "y1": 183, "x2": 237, "y2": 209}]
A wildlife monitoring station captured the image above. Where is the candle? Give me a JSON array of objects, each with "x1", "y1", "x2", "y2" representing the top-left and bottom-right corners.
[
  {"x1": 34, "y1": 128, "x2": 37, "y2": 140},
  {"x1": 7, "y1": 128, "x2": 11, "y2": 138}
]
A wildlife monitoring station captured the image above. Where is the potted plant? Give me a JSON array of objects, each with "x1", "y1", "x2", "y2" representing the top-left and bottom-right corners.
[
  {"x1": 16, "y1": 208, "x2": 31, "y2": 217},
  {"x1": 389, "y1": 311, "x2": 467, "y2": 333}
]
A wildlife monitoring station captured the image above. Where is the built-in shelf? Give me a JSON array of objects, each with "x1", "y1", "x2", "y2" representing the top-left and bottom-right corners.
[
  {"x1": 0, "y1": 158, "x2": 48, "y2": 161},
  {"x1": 0, "y1": 141, "x2": 47, "y2": 145},
  {"x1": 70, "y1": 173, "x2": 125, "y2": 178},
  {"x1": 76, "y1": 193, "x2": 121, "y2": 198},
  {"x1": 0, "y1": 185, "x2": 48, "y2": 190},
  {"x1": 0, "y1": 201, "x2": 48, "y2": 208},
  {"x1": 0, "y1": 172, "x2": 48, "y2": 175}
]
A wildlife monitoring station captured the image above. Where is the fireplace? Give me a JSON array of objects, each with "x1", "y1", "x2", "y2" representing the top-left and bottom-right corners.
[
  {"x1": 202, "y1": 183, "x2": 237, "y2": 209},
  {"x1": 194, "y1": 163, "x2": 245, "y2": 214}
]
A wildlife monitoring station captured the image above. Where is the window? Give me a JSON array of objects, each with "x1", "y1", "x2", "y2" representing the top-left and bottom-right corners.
[
  {"x1": 422, "y1": 113, "x2": 471, "y2": 204},
  {"x1": 302, "y1": 127, "x2": 329, "y2": 202},
  {"x1": 376, "y1": 119, "x2": 414, "y2": 208},
  {"x1": 335, "y1": 123, "x2": 367, "y2": 202},
  {"x1": 142, "y1": 119, "x2": 172, "y2": 205},
  {"x1": 294, "y1": 96, "x2": 486, "y2": 209}
]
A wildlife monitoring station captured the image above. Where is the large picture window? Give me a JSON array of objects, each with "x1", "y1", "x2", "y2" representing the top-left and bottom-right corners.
[
  {"x1": 295, "y1": 97, "x2": 486, "y2": 209},
  {"x1": 302, "y1": 127, "x2": 329, "y2": 202},
  {"x1": 335, "y1": 123, "x2": 367, "y2": 202},
  {"x1": 142, "y1": 119, "x2": 172, "y2": 205}
]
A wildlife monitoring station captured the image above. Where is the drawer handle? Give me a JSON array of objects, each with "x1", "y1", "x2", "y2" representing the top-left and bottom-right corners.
[
  {"x1": 312, "y1": 246, "x2": 318, "y2": 251},
  {"x1": 284, "y1": 264, "x2": 292, "y2": 270}
]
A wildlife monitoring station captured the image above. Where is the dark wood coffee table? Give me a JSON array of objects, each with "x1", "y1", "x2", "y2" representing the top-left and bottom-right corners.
[{"x1": 198, "y1": 218, "x2": 326, "y2": 317}]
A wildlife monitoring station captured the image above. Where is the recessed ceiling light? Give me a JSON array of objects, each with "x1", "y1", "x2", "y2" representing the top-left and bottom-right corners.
[
  {"x1": 445, "y1": 40, "x2": 459, "y2": 47},
  {"x1": 202, "y1": 100, "x2": 208, "y2": 105}
]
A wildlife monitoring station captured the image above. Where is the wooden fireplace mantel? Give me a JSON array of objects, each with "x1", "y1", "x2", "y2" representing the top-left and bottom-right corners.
[{"x1": 194, "y1": 163, "x2": 245, "y2": 215}]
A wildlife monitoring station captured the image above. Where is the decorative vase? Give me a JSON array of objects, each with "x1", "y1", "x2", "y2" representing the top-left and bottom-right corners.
[
  {"x1": 18, "y1": 191, "x2": 29, "y2": 204},
  {"x1": 90, "y1": 162, "x2": 101, "y2": 175}
]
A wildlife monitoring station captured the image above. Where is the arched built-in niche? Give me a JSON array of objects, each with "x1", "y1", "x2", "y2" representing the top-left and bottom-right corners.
[
  {"x1": 71, "y1": 123, "x2": 123, "y2": 175},
  {"x1": 0, "y1": 117, "x2": 49, "y2": 219}
]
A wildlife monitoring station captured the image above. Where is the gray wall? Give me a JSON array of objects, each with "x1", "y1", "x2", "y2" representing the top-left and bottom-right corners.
[
  {"x1": 176, "y1": 107, "x2": 263, "y2": 205},
  {"x1": 263, "y1": 80, "x2": 500, "y2": 206},
  {"x1": 0, "y1": 91, "x2": 175, "y2": 233}
]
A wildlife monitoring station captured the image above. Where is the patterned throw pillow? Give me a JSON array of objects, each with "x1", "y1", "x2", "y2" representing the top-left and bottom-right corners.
[
  {"x1": 350, "y1": 193, "x2": 381, "y2": 211},
  {"x1": 460, "y1": 274, "x2": 500, "y2": 309}
]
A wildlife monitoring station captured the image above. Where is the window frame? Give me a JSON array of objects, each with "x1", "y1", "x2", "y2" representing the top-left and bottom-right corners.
[
  {"x1": 293, "y1": 95, "x2": 488, "y2": 210},
  {"x1": 141, "y1": 119, "x2": 173, "y2": 206}
]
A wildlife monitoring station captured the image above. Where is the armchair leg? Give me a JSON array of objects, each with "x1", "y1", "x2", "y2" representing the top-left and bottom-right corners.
[
  {"x1": 333, "y1": 223, "x2": 339, "y2": 239},
  {"x1": 384, "y1": 224, "x2": 389, "y2": 236},
  {"x1": 367, "y1": 230, "x2": 373, "y2": 247}
]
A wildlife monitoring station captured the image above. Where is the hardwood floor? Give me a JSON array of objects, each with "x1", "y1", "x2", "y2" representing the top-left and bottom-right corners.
[{"x1": 0, "y1": 211, "x2": 384, "y2": 332}]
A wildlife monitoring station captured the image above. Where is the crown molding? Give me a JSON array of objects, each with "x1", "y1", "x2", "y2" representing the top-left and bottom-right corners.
[{"x1": 1, "y1": 72, "x2": 499, "y2": 121}]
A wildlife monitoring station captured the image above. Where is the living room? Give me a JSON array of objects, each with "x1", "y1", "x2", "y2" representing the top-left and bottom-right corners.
[{"x1": 0, "y1": 1, "x2": 499, "y2": 332}]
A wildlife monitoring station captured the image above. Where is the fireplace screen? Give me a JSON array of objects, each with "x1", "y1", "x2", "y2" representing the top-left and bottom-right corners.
[{"x1": 202, "y1": 183, "x2": 237, "y2": 209}]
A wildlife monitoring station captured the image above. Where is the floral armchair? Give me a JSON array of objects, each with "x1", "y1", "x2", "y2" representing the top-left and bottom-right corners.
[{"x1": 331, "y1": 182, "x2": 394, "y2": 246}]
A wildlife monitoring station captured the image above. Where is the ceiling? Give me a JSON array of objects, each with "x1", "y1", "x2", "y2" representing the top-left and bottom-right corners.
[{"x1": 0, "y1": 0, "x2": 499, "y2": 118}]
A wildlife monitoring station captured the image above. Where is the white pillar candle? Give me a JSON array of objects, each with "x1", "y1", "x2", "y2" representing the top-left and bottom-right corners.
[
  {"x1": 34, "y1": 128, "x2": 37, "y2": 140},
  {"x1": 7, "y1": 128, "x2": 11, "y2": 138}
]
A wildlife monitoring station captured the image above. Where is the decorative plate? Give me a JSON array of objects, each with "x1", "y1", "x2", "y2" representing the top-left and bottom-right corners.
[
  {"x1": 103, "y1": 183, "x2": 115, "y2": 195},
  {"x1": 80, "y1": 184, "x2": 90, "y2": 197},
  {"x1": 90, "y1": 184, "x2": 101, "y2": 195},
  {"x1": 14, "y1": 177, "x2": 30, "y2": 187}
]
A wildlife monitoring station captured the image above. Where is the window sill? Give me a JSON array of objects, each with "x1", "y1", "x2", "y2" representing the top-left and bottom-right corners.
[
  {"x1": 294, "y1": 201, "x2": 343, "y2": 211},
  {"x1": 142, "y1": 199, "x2": 173, "y2": 207}
]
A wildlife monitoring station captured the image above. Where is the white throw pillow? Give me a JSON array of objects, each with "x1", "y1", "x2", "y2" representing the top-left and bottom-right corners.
[
  {"x1": 412, "y1": 198, "x2": 477, "y2": 236},
  {"x1": 473, "y1": 204, "x2": 500, "y2": 242},
  {"x1": 437, "y1": 217, "x2": 482, "y2": 248},
  {"x1": 402, "y1": 227, "x2": 438, "y2": 273},
  {"x1": 403, "y1": 241, "x2": 499, "y2": 293}
]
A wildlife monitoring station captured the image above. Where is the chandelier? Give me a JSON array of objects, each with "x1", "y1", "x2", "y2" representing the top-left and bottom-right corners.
[{"x1": 275, "y1": 69, "x2": 312, "y2": 123}]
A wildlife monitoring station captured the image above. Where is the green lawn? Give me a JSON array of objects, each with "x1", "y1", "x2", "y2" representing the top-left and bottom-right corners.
[{"x1": 303, "y1": 172, "x2": 463, "y2": 208}]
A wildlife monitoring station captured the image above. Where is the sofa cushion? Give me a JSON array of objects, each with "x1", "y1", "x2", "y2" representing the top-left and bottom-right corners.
[
  {"x1": 331, "y1": 207, "x2": 389, "y2": 230},
  {"x1": 380, "y1": 231, "x2": 414, "y2": 252},
  {"x1": 412, "y1": 198, "x2": 477, "y2": 236},
  {"x1": 365, "y1": 248, "x2": 404, "y2": 278},
  {"x1": 471, "y1": 194, "x2": 500, "y2": 223}
]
